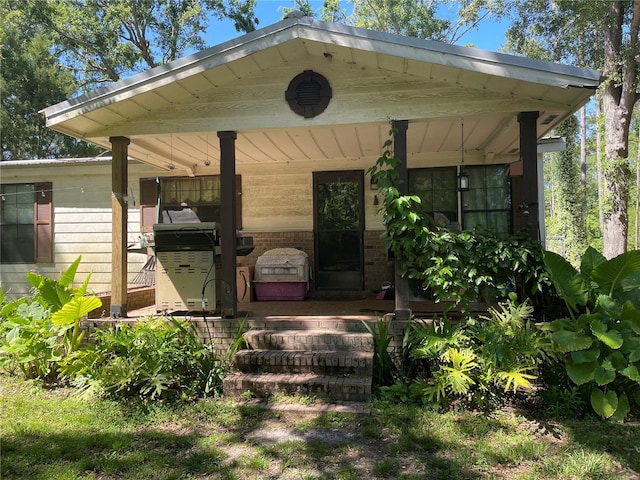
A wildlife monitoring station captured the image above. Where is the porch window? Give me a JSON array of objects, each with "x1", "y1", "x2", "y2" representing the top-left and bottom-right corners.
[
  {"x1": 461, "y1": 165, "x2": 511, "y2": 233},
  {"x1": 0, "y1": 182, "x2": 53, "y2": 263},
  {"x1": 408, "y1": 167, "x2": 459, "y2": 227},
  {"x1": 140, "y1": 176, "x2": 242, "y2": 233},
  {"x1": 408, "y1": 165, "x2": 511, "y2": 232}
]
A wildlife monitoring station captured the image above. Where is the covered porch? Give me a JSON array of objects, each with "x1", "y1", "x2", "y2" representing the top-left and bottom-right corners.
[{"x1": 41, "y1": 15, "x2": 600, "y2": 320}]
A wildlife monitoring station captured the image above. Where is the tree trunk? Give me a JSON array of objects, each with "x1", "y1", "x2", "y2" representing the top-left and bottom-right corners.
[
  {"x1": 601, "y1": 0, "x2": 639, "y2": 258},
  {"x1": 636, "y1": 124, "x2": 639, "y2": 249},
  {"x1": 580, "y1": 106, "x2": 587, "y2": 226},
  {"x1": 596, "y1": 91, "x2": 604, "y2": 236},
  {"x1": 602, "y1": 93, "x2": 631, "y2": 258}
]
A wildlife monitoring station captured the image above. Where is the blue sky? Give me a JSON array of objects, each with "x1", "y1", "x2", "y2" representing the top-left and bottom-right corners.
[{"x1": 207, "y1": 0, "x2": 510, "y2": 52}]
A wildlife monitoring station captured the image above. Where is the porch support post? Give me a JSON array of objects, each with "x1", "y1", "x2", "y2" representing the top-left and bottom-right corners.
[
  {"x1": 109, "y1": 136, "x2": 130, "y2": 318},
  {"x1": 218, "y1": 131, "x2": 238, "y2": 318},
  {"x1": 518, "y1": 111, "x2": 540, "y2": 240},
  {"x1": 393, "y1": 120, "x2": 412, "y2": 321}
]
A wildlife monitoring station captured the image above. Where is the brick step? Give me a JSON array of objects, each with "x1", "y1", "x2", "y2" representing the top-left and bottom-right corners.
[
  {"x1": 246, "y1": 320, "x2": 373, "y2": 332},
  {"x1": 232, "y1": 349, "x2": 374, "y2": 375},
  {"x1": 223, "y1": 372, "x2": 372, "y2": 402},
  {"x1": 243, "y1": 329, "x2": 374, "y2": 352}
]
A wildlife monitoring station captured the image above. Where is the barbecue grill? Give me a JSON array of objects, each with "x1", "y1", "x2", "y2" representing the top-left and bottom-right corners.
[{"x1": 153, "y1": 222, "x2": 254, "y2": 313}]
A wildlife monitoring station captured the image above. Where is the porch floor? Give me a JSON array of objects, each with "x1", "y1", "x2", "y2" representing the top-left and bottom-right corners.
[{"x1": 121, "y1": 296, "x2": 466, "y2": 322}]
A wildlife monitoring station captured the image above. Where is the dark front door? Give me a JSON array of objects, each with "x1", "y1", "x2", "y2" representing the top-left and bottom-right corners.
[{"x1": 313, "y1": 170, "x2": 364, "y2": 291}]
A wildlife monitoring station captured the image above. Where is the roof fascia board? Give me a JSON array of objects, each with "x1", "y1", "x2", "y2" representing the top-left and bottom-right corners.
[{"x1": 297, "y1": 19, "x2": 601, "y2": 89}]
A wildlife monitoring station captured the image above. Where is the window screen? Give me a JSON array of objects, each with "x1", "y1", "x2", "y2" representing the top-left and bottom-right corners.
[
  {"x1": 408, "y1": 167, "x2": 458, "y2": 226},
  {"x1": 462, "y1": 165, "x2": 511, "y2": 232}
]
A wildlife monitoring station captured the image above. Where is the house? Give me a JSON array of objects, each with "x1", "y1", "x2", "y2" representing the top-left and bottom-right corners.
[{"x1": 2, "y1": 15, "x2": 600, "y2": 319}]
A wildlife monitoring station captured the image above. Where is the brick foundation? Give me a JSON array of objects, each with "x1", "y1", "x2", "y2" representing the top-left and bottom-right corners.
[
  {"x1": 88, "y1": 286, "x2": 155, "y2": 319},
  {"x1": 82, "y1": 315, "x2": 412, "y2": 364}
]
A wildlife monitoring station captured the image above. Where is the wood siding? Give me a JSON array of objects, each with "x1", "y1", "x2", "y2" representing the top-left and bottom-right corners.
[{"x1": 0, "y1": 161, "x2": 160, "y2": 297}]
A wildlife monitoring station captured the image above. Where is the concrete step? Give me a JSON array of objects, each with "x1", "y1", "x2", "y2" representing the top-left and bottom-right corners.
[
  {"x1": 243, "y1": 329, "x2": 374, "y2": 352},
  {"x1": 223, "y1": 372, "x2": 372, "y2": 403},
  {"x1": 232, "y1": 349, "x2": 374, "y2": 375}
]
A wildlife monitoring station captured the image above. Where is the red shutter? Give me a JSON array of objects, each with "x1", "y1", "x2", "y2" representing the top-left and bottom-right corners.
[
  {"x1": 34, "y1": 182, "x2": 52, "y2": 263},
  {"x1": 140, "y1": 178, "x2": 159, "y2": 233}
]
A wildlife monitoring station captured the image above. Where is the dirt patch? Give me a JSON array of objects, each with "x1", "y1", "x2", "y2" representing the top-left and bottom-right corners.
[{"x1": 245, "y1": 427, "x2": 355, "y2": 445}]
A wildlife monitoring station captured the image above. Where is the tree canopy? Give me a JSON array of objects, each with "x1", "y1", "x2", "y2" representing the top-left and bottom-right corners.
[
  {"x1": 0, "y1": 0, "x2": 100, "y2": 160},
  {"x1": 1, "y1": 0, "x2": 258, "y2": 160}
]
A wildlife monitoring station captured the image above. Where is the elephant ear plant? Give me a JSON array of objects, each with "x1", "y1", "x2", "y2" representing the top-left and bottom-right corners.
[
  {"x1": 543, "y1": 247, "x2": 640, "y2": 421},
  {"x1": 0, "y1": 257, "x2": 101, "y2": 381}
]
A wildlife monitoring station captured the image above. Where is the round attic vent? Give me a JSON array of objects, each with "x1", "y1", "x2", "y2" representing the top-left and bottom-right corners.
[{"x1": 285, "y1": 70, "x2": 332, "y2": 118}]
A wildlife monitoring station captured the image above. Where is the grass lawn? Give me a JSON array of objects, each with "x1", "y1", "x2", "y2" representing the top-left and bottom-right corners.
[{"x1": 1, "y1": 374, "x2": 638, "y2": 480}]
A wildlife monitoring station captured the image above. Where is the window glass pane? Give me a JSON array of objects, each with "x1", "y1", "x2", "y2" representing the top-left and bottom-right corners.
[
  {"x1": 17, "y1": 225, "x2": 34, "y2": 260},
  {"x1": 161, "y1": 178, "x2": 179, "y2": 204},
  {"x1": 486, "y1": 212, "x2": 510, "y2": 233},
  {"x1": 486, "y1": 165, "x2": 508, "y2": 187},
  {"x1": 463, "y1": 212, "x2": 485, "y2": 230},
  {"x1": 16, "y1": 185, "x2": 34, "y2": 205},
  {"x1": 179, "y1": 178, "x2": 199, "y2": 204},
  {"x1": 1, "y1": 201, "x2": 18, "y2": 223},
  {"x1": 432, "y1": 191, "x2": 457, "y2": 212},
  {"x1": 409, "y1": 171, "x2": 432, "y2": 192},
  {"x1": 463, "y1": 188, "x2": 486, "y2": 210},
  {"x1": 486, "y1": 187, "x2": 511, "y2": 209},
  {"x1": 17, "y1": 205, "x2": 34, "y2": 223},
  {"x1": 409, "y1": 167, "x2": 458, "y2": 223},
  {"x1": 0, "y1": 225, "x2": 18, "y2": 260},
  {"x1": 200, "y1": 177, "x2": 219, "y2": 202},
  {"x1": 468, "y1": 167, "x2": 485, "y2": 189},
  {"x1": 0, "y1": 223, "x2": 34, "y2": 263},
  {"x1": 432, "y1": 169, "x2": 455, "y2": 190},
  {"x1": 317, "y1": 181, "x2": 359, "y2": 230},
  {"x1": 193, "y1": 205, "x2": 220, "y2": 222}
]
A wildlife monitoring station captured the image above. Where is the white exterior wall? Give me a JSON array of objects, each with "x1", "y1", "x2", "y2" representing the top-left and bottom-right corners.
[{"x1": 237, "y1": 158, "x2": 384, "y2": 233}]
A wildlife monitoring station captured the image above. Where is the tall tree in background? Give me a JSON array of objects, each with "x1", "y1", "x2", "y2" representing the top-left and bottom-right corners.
[
  {"x1": 0, "y1": 0, "x2": 100, "y2": 160},
  {"x1": 506, "y1": 0, "x2": 640, "y2": 258},
  {"x1": 348, "y1": 0, "x2": 506, "y2": 42},
  {"x1": 1, "y1": 0, "x2": 257, "y2": 160}
]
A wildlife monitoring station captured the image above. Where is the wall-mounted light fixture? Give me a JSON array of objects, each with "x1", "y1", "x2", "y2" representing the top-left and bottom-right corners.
[
  {"x1": 373, "y1": 194, "x2": 379, "y2": 206},
  {"x1": 458, "y1": 122, "x2": 469, "y2": 192}
]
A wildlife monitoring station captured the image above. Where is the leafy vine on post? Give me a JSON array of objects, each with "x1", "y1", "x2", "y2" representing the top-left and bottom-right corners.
[{"x1": 368, "y1": 121, "x2": 549, "y2": 315}]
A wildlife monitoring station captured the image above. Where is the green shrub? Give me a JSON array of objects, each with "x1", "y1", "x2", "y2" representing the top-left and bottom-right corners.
[
  {"x1": 0, "y1": 258, "x2": 244, "y2": 402},
  {"x1": 361, "y1": 316, "x2": 395, "y2": 386},
  {"x1": 542, "y1": 247, "x2": 640, "y2": 421},
  {"x1": 68, "y1": 316, "x2": 246, "y2": 401},
  {"x1": 383, "y1": 297, "x2": 551, "y2": 409},
  {"x1": 0, "y1": 300, "x2": 61, "y2": 381}
]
